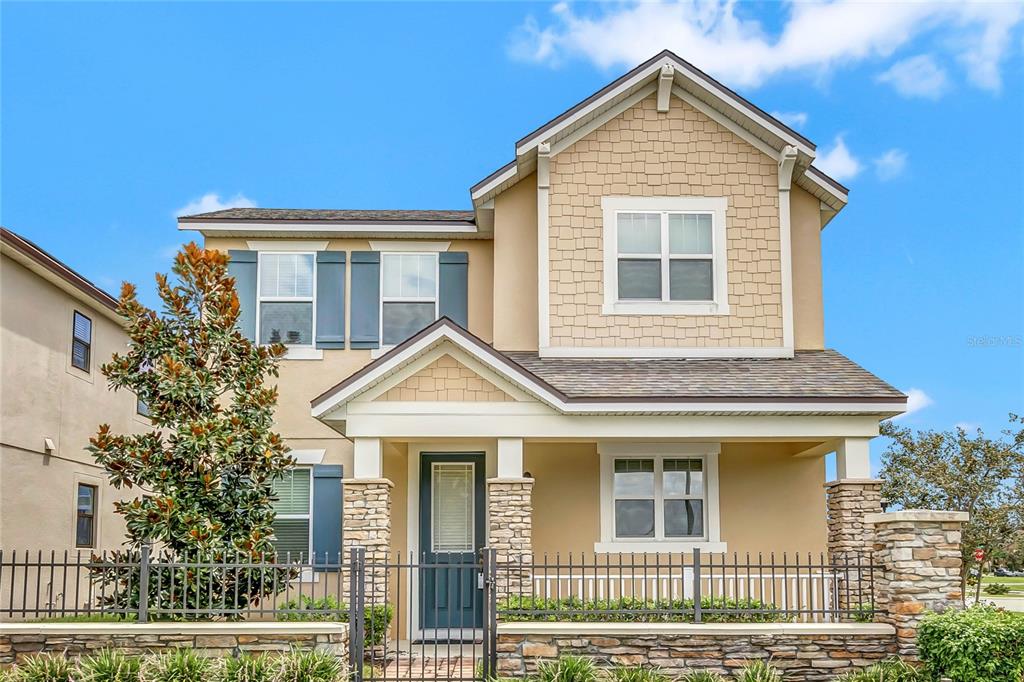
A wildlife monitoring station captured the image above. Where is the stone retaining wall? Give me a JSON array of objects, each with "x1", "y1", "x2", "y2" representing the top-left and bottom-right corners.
[
  {"x1": 0, "y1": 623, "x2": 348, "y2": 667},
  {"x1": 497, "y1": 623, "x2": 897, "y2": 682}
]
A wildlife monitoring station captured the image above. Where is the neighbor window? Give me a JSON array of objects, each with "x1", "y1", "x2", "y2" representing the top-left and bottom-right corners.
[
  {"x1": 611, "y1": 456, "x2": 706, "y2": 541},
  {"x1": 71, "y1": 311, "x2": 92, "y2": 371},
  {"x1": 258, "y1": 253, "x2": 315, "y2": 346},
  {"x1": 136, "y1": 397, "x2": 150, "y2": 417},
  {"x1": 615, "y1": 211, "x2": 714, "y2": 302},
  {"x1": 381, "y1": 253, "x2": 438, "y2": 346},
  {"x1": 271, "y1": 468, "x2": 312, "y2": 559},
  {"x1": 76, "y1": 483, "x2": 97, "y2": 548}
]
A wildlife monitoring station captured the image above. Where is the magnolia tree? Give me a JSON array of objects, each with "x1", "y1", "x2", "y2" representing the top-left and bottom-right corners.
[
  {"x1": 88, "y1": 243, "x2": 295, "y2": 617},
  {"x1": 879, "y1": 415, "x2": 1024, "y2": 601}
]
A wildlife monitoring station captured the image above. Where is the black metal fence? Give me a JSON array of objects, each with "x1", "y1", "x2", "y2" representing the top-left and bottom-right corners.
[{"x1": 0, "y1": 547, "x2": 875, "y2": 681}]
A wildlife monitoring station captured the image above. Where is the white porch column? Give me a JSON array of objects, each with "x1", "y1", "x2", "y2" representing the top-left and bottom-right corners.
[
  {"x1": 497, "y1": 437, "x2": 524, "y2": 478},
  {"x1": 353, "y1": 437, "x2": 383, "y2": 479},
  {"x1": 835, "y1": 437, "x2": 872, "y2": 479}
]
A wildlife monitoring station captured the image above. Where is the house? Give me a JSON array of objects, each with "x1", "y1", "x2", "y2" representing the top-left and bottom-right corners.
[
  {"x1": 178, "y1": 51, "x2": 905, "y2": 634},
  {"x1": 0, "y1": 227, "x2": 145, "y2": 550}
]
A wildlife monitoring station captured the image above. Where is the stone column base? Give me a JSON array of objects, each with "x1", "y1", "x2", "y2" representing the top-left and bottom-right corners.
[
  {"x1": 343, "y1": 478, "x2": 393, "y2": 597},
  {"x1": 487, "y1": 478, "x2": 534, "y2": 602},
  {"x1": 825, "y1": 478, "x2": 883, "y2": 616}
]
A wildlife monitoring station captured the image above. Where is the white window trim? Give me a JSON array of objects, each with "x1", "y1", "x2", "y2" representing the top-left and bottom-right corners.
[
  {"x1": 256, "y1": 252, "x2": 322, "y2": 361},
  {"x1": 596, "y1": 442, "x2": 724, "y2": 554},
  {"x1": 601, "y1": 196, "x2": 729, "y2": 316},
  {"x1": 377, "y1": 252, "x2": 440, "y2": 354},
  {"x1": 273, "y1": 467, "x2": 316, "y2": 580}
]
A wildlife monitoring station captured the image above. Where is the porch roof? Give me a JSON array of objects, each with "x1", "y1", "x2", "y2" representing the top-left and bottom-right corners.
[{"x1": 310, "y1": 319, "x2": 906, "y2": 418}]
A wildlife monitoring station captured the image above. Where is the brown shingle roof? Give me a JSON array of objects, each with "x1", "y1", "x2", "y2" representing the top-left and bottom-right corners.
[
  {"x1": 178, "y1": 208, "x2": 475, "y2": 223},
  {"x1": 502, "y1": 349, "x2": 905, "y2": 402}
]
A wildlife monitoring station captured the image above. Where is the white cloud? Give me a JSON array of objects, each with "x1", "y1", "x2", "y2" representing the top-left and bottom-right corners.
[
  {"x1": 955, "y1": 421, "x2": 980, "y2": 433},
  {"x1": 874, "y1": 148, "x2": 908, "y2": 180},
  {"x1": 509, "y1": 1, "x2": 1023, "y2": 92},
  {"x1": 877, "y1": 55, "x2": 949, "y2": 99},
  {"x1": 894, "y1": 388, "x2": 934, "y2": 420},
  {"x1": 770, "y1": 111, "x2": 808, "y2": 129},
  {"x1": 815, "y1": 135, "x2": 862, "y2": 181},
  {"x1": 175, "y1": 192, "x2": 256, "y2": 218}
]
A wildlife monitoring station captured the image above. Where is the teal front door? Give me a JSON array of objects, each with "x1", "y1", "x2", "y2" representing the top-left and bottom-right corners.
[{"x1": 419, "y1": 453, "x2": 485, "y2": 634}]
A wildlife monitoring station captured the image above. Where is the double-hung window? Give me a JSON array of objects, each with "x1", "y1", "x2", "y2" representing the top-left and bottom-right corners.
[
  {"x1": 602, "y1": 197, "x2": 728, "y2": 315},
  {"x1": 71, "y1": 311, "x2": 92, "y2": 371},
  {"x1": 380, "y1": 253, "x2": 438, "y2": 346},
  {"x1": 598, "y1": 444, "x2": 723, "y2": 553},
  {"x1": 75, "y1": 483, "x2": 97, "y2": 548},
  {"x1": 271, "y1": 468, "x2": 312, "y2": 559},
  {"x1": 258, "y1": 253, "x2": 315, "y2": 347}
]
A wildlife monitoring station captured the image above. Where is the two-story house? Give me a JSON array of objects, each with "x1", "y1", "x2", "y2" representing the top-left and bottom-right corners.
[
  {"x1": 178, "y1": 51, "x2": 906, "y2": 635},
  {"x1": 1, "y1": 227, "x2": 145, "y2": 550}
]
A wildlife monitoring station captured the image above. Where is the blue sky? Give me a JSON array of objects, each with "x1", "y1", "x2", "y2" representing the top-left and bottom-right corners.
[{"x1": 3, "y1": 2, "x2": 1022, "y2": 469}]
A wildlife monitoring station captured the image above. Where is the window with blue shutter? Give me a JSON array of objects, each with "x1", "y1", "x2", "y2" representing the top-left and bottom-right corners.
[
  {"x1": 271, "y1": 468, "x2": 312, "y2": 559},
  {"x1": 227, "y1": 250, "x2": 258, "y2": 341},
  {"x1": 315, "y1": 251, "x2": 346, "y2": 349},
  {"x1": 311, "y1": 465, "x2": 344, "y2": 570},
  {"x1": 439, "y1": 252, "x2": 469, "y2": 328},
  {"x1": 350, "y1": 252, "x2": 381, "y2": 349}
]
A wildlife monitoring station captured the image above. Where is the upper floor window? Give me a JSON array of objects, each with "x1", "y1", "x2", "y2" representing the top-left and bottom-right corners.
[
  {"x1": 71, "y1": 311, "x2": 92, "y2": 371},
  {"x1": 381, "y1": 253, "x2": 438, "y2": 346},
  {"x1": 602, "y1": 197, "x2": 729, "y2": 316},
  {"x1": 258, "y1": 253, "x2": 315, "y2": 347}
]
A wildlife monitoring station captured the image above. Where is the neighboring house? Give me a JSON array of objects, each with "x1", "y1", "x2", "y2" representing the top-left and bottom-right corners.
[
  {"x1": 0, "y1": 227, "x2": 145, "y2": 550},
  {"x1": 177, "y1": 50, "x2": 904, "y2": 632}
]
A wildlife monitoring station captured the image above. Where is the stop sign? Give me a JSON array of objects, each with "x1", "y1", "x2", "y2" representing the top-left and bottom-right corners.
[{"x1": 974, "y1": 548, "x2": 985, "y2": 562}]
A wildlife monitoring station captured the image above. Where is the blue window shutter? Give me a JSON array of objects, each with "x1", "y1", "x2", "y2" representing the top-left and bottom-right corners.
[
  {"x1": 315, "y1": 251, "x2": 346, "y2": 349},
  {"x1": 227, "y1": 250, "x2": 257, "y2": 341},
  {"x1": 349, "y1": 251, "x2": 380, "y2": 349},
  {"x1": 312, "y1": 464, "x2": 344, "y2": 570},
  {"x1": 439, "y1": 252, "x2": 469, "y2": 328}
]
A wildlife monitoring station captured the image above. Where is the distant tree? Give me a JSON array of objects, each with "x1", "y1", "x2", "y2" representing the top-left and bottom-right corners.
[
  {"x1": 879, "y1": 415, "x2": 1024, "y2": 601},
  {"x1": 87, "y1": 243, "x2": 294, "y2": 617}
]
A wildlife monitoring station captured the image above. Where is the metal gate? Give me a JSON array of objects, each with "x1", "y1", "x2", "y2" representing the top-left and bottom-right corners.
[{"x1": 348, "y1": 547, "x2": 497, "y2": 682}]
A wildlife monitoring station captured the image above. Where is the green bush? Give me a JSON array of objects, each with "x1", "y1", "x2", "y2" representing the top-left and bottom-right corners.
[
  {"x1": 218, "y1": 654, "x2": 274, "y2": 682},
  {"x1": 273, "y1": 649, "x2": 344, "y2": 682},
  {"x1": 834, "y1": 658, "x2": 924, "y2": 682},
  {"x1": 917, "y1": 606, "x2": 1024, "y2": 682},
  {"x1": 535, "y1": 655, "x2": 597, "y2": 682},
  {"x1": 13, "y1": 654, "x2": 74, "y2": 682},
  {"x1": 733, "y1": 660, "x2": 783, "y2": 682},
  {"x1": 982, "y1": 582, "x2": 1010, "y2": 595},
  {"x1": 277, "y1": 595, "x2": 393, "y2": 647},
  {"x1": 679, "y1": 671, "x2": 727, "y2": 682},
  {"x1": 608, "y1": 666, "x2": 669, "y2": 682},
  {"x1": 77, "y1": 650, "x2": 141, "y2": 682},
  {"x1": 140, "y1": 648, "x2": 211, "y2": 682},
  {"x1": 498, "y1": 596, "x2": 789, "y2": 623}
]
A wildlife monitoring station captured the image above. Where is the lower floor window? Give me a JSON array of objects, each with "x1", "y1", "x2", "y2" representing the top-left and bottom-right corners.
[
  {"x1": 271, "y1": 468, "x2": 311, "y2": 558},
  {"x1": 610, "y1": 454, "x2": 708, "y2": 542},
  {"x1": 76, "y1": 483, "x2": 97, "y2": 548}
]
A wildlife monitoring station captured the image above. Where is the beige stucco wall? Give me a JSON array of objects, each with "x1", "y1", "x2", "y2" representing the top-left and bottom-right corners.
[
  {"x1": 493, "y1": 174, "x2": 539, "y2": 352},
  {"x1": 523, "y1": 441, "x2": 827, "y2": 556},
  {"x1": 547, "y1": 94, "x2": 783, "y2": 349},
  {"x1": 0, "y1": 254, "x2": 144, "y2": 549},
  {"x1": 201, "y1": 237, "x2": 496, "y2": 469},
  {"x1": 378, "y1": 354, "x2": 514, "y2": 402},
  {"x1": 790, "y1": 186, "x2": 825, "y2": 350}
]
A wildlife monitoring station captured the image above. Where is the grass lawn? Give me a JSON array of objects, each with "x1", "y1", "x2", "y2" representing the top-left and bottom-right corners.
[{"x1": 981, "y1": 575, "x2": 1024, "y2": 597}]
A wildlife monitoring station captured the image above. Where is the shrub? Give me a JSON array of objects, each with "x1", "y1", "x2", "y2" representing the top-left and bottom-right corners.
[
  {"x1": 77, "y1": 650, "x2": 141, "y2": 682},
  {"x1": 982, "y1": 582, "x2": 1010, "y2": 595},
  {"x1": 278, "y1": 595, "x2": 393, "y2": 647},
  {"x1": 834, "y1": 658, "x2": 924, "y2": 682},
  {"x1": 918, "y1": 606, "x2": 1024, "y2": 682},
  {"x1": 679, "y1": 671, "x2": 727, "y2": 682},
  {"x1": 498, "y1": 596, "x2": 789, "y2": 623},
  {"x1": 218, "y1": 654, "x2": 274, "y2": 682},
  {"x1": 13, "y1": 654, "x2": 74, "y2": 682},
  {"x1": 535, "y1": 655, "x2": 598, "y2": 682},
  {"x1": 273, "y1": 649, "x2": 344, "y2": 682},
  {"x1": 609, "y1": 666, "x2": 669, "y2": 682},
  {"x1": 733, "y1": 660, "x2": 782, "y2": 682},
  {"x1": 140, "y1": 648, "x2": 211, "y2": 682}
]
